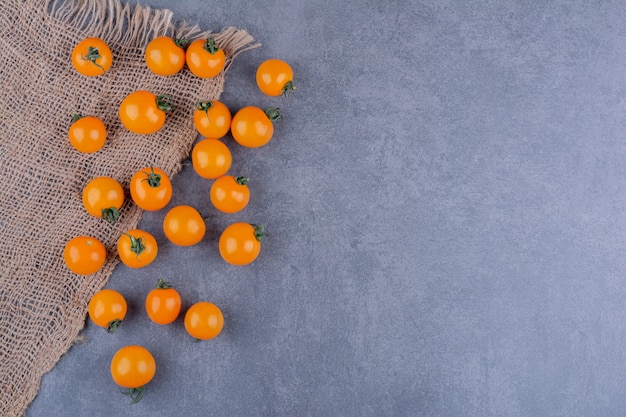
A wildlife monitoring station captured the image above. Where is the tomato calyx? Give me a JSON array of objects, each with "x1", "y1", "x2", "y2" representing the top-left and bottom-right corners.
[
  {"x1": 125, "y1": 233, "x2": 146, "y2": 257},
  {"x1": 235, "y1": 176, "x2": 249, "y2": 186},
  {"x1": 81, "y1": 46, "x2": 105, "y2": 73},
  {"x1": 155, "y1": 278, "x2": 173, "y2": 289},
  {"x1": 281, "y1": 81, "x2": 296, "y2": 97},
  {"x1": 107, "y1": 319, "x2": 123, "y2": 334},
  {"x1": 70, "y1": 112, "x2": 84, "y2": 124},
  {"x1": 264, "y1": 107, "x2": 282, "y2": 123},
  {"x1": 121, "y1": 386, "x2": 145, "y2": 404},
  {"x1": 251, "y1": 224, "x2": 265, "y2": 241},
  {"x1": 203, "y1": 38, "x2": 220, "y2": 54},
  {"x1": 142, "y1": 167, "x2": 162, "y2": 188},
  {"x1": 102, "y1": 207, "x2": 120, "y2": 224},
  {"x1": 174, "y1": 38, "x2": 189, "y2": 48},
  {"x1": 156, "y1": 94, "x2": 175, "y2": 112},
  {"x1": 195, "y1": 100, "x2": 214, "y2": 115}
]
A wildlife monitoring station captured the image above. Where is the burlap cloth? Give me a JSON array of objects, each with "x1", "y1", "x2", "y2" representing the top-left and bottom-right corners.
[{"x1": 0, "y1": 1, "x2": 257, "y2": 415}]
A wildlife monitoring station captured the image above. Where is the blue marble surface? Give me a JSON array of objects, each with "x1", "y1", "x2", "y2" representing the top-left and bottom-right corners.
[{"x1": 25, "y1": 1, "x2": 626, "y2": 416}]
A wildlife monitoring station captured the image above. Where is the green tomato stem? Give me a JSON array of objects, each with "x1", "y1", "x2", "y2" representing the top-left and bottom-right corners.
[
  {"x1": 264, "y1": 107, "x2": 282, "y2": 123},
  {"x1": 101, "y1": 207, "x2": 120, "y2": 224},
  {"x1": 174, "y1": 38, "x2": 189, "y2": 48},
  {"x1": 203, "y1": 38, "x2": 219, "y2": 54},
  {"x1": 281, "y1": 81, "x2": 296, "y2": 97},
  {"x1": 81, "y1": 46, "x2": 105, "y2": 73},
  {"x1": 71, "y1": 112, "x2": 83, "y2": 124},
  {"x1": 235, "y1": 176, "x2": 249, "y2": 186},
  {"x1": 156, "y1": 278, "x2": 173, "y2": 289},
  {"x1": 122, "y1": 386, "x2": 145, "y2": 404},
  {"x1": 143, "y1": 166, "x2": 162, "y2": 188},
  {"x1": 125, "y1": 233, "x2": 145, "y2": 257},
  {"x1": 107, "y1": 319, "x2": 123, "y2": 334},
  {"x1": 156, "y1": 94, "x2": 174, "y2": 112},
  {"x1": 252, "y1": 224, "x2": 265, "y2": 241},
  {"x1": 195, "y1": 101, "x2": 214, "y2": 115}
]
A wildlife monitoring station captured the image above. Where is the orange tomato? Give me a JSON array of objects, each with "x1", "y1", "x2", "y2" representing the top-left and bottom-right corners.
[
  {"x1": 63, "y1": 235, "x2": 107, "y2": 275},
  {"x1": 110, "y1": 345, "x2": 156, "y2": 403},
  {"x1": 193, "y1": 100, "x2": 231, "y2": 139},
  {"x1": 191, "y1": 138, "x2": 232, "y2": 179},
  {"x1": 231, "y1": 106, "x2": 282, "y2": 148},
  {"x1": 117, "y1": 229, "x2": 158, "y2": 269},
  {"x1": 256, "y1": 59, "x2": 296, "y2": 97},
  {"x1": 145, "y1": 36, "x2": 187, "y2": 76},
  {"x1": 210, "y1": 176, "x2": 250, "y2": 213},
  {"x1": 145, "y1": 279, "x2": 182, "y2": 325},
  {"x1": 129, "y1": 167, "x2": 172, "y2": 211},
  {"x1": 163, "y1": 205, "x2": 206, "y2": 246},
  {"x1": 68, "y1": 113, "x2": 106, "y2": 153},
  {"x1": 88, "y1": 289, "x2": 127, "y2": 333},
  {"x1": 119, "y1": 90, "x2": 174, "y2": 134},
  {"x1": 218, "y1": 222, "x2": 264, "y2": 265},
  {"x1": 71, "y1": 37, "x2": 112, "y2": 76},
  {"x1": 184, "y1": 301, "x2": 224, "y2": 340},
  {"x1": 185, "y1": 38, "x2": 226, "y2": 78},
  {"x1": 82, "y1": 176, "x2": 124, "y2": 224}
]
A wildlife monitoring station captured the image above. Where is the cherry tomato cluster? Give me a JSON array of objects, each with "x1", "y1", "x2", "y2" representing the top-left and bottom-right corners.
[
  {"x1": 88, "y1": 281, "x2": 223, "y2": 402},
  {"x1": 65, "y1": 34, "x2": 296, "y2": 403}
]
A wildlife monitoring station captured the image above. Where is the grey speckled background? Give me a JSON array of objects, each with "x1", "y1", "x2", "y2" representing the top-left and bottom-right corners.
[{"x1": 24, "y1": 1, "x2": 626, "y2": 416}]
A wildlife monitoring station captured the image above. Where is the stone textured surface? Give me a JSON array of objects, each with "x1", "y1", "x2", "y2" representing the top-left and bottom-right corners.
[{"x1": 24, "y1": 1, "x2": 626, "y2": 416}]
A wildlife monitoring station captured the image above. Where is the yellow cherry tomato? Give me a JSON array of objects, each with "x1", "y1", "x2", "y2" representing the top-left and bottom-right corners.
[
  {"x1": 193, "y1": 100, "x2": 231, "y2": 139},
  {"x1": 191, "y1": 138, "x2": 232, "y2": 179},
  {"x1": 145, "y1": 279, "x2": 182, "y2": 325},
  {"x1": 68, "y1": 113, "x2": 106, "y2": 153},
  {"x1": 256, "y1": 59, "x2": 296, "y2": 97},
  {"x1": 88, "y1": 289, "x2": 127, "y2": 333},
  {"x1": 129, "y1": 167, "x2": 172, "y2": 211},
  {"x1": 82, "y1": 176, "x2": 124, "y2": 224},
  {"x1": 119, "y1": 91, "x2": 174, "y2": 134},
  {"x1": 71, "y1": 37, "x2": 112, "y2": 76},
  {"x1": 231, "y1": 106, "x2": 282, "y2": 148},
  {"x1": 110, "y1": 345, "x2": 156, "y2": 403},
  {"x1": 219, "y1": 222, "x2": 264, "y2": 265},
  {"x1": 163, "y1": 205, "x2": 206, "y2": 246},
  {"x1": 184, "y1": 301, "x2": 224, "y2": 340},
  {"x1": 117, "y1": 229, "x2": 158, "y2": 269},
  {"x1": 210, "y1": 175, "x2": 250, "y2": 213},
  {"x1": 63, "y1": 235, "x2": 107, "y2": 275},
  {"x1": 186, "y1": 38, "x2": 226, "y2": 78},
  {"x1": 145, "y1": 36, "x2": 187, "y2": 76}
]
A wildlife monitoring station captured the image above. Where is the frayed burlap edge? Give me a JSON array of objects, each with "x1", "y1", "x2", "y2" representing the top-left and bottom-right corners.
[{"x1": 47, "y1": 0, "x2": 259, "y2": 70}]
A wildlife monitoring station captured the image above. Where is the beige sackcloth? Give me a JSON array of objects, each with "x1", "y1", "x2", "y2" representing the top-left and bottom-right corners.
[{"x1": 0, "y1": 1, "x2": 257, "y2": 415}]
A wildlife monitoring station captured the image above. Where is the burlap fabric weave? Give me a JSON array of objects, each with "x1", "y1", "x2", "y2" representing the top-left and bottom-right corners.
[{"x1": 0, "y1": 1, "x2": 256, "y2": 415}]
